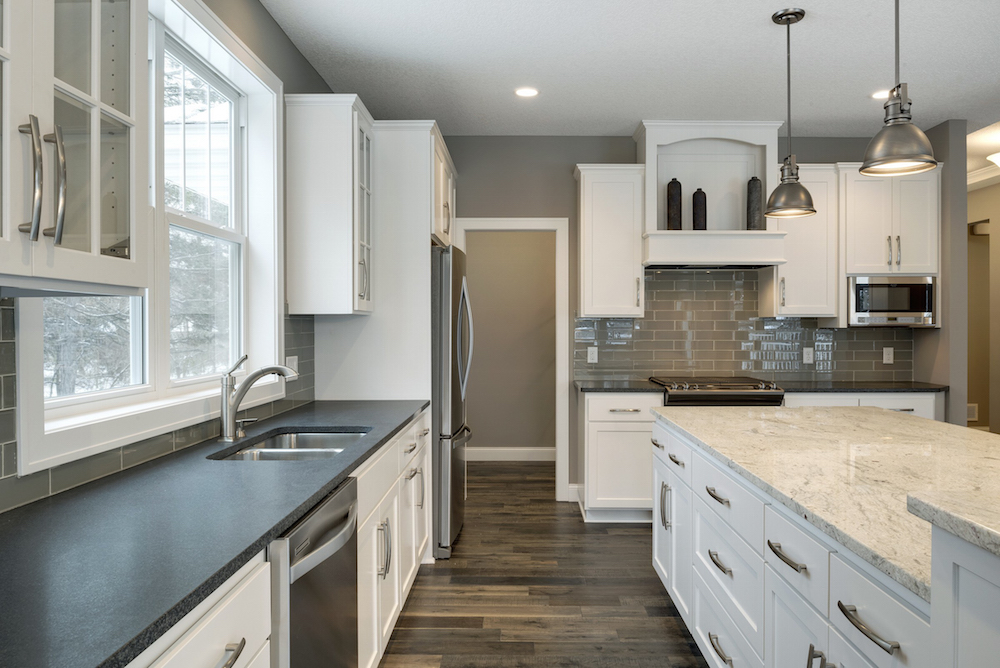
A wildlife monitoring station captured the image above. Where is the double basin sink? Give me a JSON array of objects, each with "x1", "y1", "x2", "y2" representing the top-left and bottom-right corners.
[{"x1": 218, "y1": 429, "x2": 371, "y2": 461}]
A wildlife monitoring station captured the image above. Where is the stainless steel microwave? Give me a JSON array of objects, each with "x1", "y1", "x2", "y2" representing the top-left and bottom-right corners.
[{"x1": 848, "y1": 276, "x2": 936, "y2": 327}]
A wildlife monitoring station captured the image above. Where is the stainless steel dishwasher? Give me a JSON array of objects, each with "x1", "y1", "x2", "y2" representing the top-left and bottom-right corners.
[{"x1": 270, "y1": 477, "x2": 358, "y2": 668}]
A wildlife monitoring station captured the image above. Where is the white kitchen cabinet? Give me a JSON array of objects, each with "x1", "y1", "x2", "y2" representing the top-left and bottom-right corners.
[
  {"x1": 358, "y1": 480, "x2": 401, "y2": 668},
  {"x1": 653, "y1": 445, "x2": 693, "y2": 619},
  {"x1": 764, "y1": 565, "x2": 829, "y2": 668},
  {"x1": 841, "y1": 165, "x2": 940, "y2": 276},
  {"x1": 1, "y1": 0, "x2": 150, "y2": 293},
  {"x1": 759, "y1": 165, "x2": 838, "y2": 318},
  {"x1": 286, "y1": 94, "x2": 375, "y2": 314},
  {"x1": 576, "y1": 165, "x2": 645, "y2": 318},
  {"x1": 432, "y1": 134, "x2": 457, "y2": 247},
  {"x1": 783, "y1": 392, "x2": 945, "y2": 422},
  {"x1": 829, "y1": 626, "x2": 877, "y2": 668}
]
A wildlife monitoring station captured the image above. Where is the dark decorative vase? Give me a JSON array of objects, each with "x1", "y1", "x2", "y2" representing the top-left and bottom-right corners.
[
  {"x1": 747, "y1": 177, "x2": 765, "y2": 230},
  {"x1": 666, "y1": 178, "x2": 682, "y2": 230},
  {"x1": 692, "y1": 188, "x2": 707, "y2": 230}
]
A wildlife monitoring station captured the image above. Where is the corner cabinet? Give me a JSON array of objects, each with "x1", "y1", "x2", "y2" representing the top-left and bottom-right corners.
[
  {"x1": 840, "y1": 164, "x2": 940, "y2": 276},
  {"x1": 432, "y1": 134, "x2": 457, "y2": 247},
  {"x1": 576, "y1": 165, "x2": 645, "y2": 318},
  {"x1": 286, "y1": 94, "x2": 375, "y2": 314},
  {"x1": 1, "y1": 0, "x2": 150, "y2": 294},
  {"x1": 759, "y1": 165, "x2": 839, "y2": 318}
]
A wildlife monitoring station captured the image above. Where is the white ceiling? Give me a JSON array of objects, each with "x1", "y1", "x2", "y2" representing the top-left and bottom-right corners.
[{"x1": 260, "y1": 0, "x2": 1000, "y2": 142}]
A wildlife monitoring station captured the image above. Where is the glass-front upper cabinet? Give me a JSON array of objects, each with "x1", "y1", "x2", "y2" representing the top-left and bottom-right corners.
[{"x1": 0, "y1": 0, "x2": 148, "y2": 291}]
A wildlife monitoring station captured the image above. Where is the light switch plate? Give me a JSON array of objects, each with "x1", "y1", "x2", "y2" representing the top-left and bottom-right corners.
[
  {"x1": 802, "y1": 347, "x2": 814, "y2": 364},
  {"x1": 587, "y1": 347, "x2": 599, "y2": 364},
  {"x1": 882, "y1": 347, "x2": 894, "y2": 365},
  {"x1": 285, "y1": 355, "x2": 299, "y2": 373}
]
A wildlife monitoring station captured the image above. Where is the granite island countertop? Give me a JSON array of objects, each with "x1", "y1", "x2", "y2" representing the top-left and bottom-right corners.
[
  {"x1": 0, "y1": 400, "x2": 428, "y2": 668},
  {"x1": 650, "y1": 405, "x2": 1000, "y2": 603}
]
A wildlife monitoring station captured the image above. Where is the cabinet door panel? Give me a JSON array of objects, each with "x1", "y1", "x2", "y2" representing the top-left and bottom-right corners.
[
  {"x1": 378, "y1": 489, "x2": 401, "y2": 651},
  {"x1": 414, "y1": 445, "x2": 431, "y2": 564},
  {"x1": 777, "y1": 166, "x2": 838, "y2": 316},
  {"x1": 844, "y1": 173, "x2": 893, "y2": 275},
  {"x1": 586, "y1": 422, "x2": 654, "y2": 509},
  {"x1": 653, "y1": 455, "x2": 671, "y2": 589},
  {"x1": 894, "y1": 173, "x2": 938, "y2": 275},
  {"x1": 398, "y1": 473, "x2": 418, "y2": 595},
  {"x1": 668, "y1": 467, "x2": 693, "y2": 620},
  {"x1": 764, "y1": 565, "x2": 828, "y2": 668},
  {"x1": 357, "y1": 513, "x2": 380, "y2": 668}
]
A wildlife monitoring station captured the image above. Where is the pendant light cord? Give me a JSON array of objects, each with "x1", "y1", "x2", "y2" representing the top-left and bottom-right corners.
[
  {"x1": 894, "y1": 0, "x2": 900, "y2": 87},
  {"x1": 786, "y1": 20, "x2": 792, "y2": 156}
]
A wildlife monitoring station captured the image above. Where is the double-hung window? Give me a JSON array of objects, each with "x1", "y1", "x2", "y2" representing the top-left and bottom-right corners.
[{"x1": 17, "y1": 0, "x2": 285, "y2": 475}]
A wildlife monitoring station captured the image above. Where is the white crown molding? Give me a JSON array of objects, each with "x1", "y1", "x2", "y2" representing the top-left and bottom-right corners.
[{"x1": 968, "y1": 164, "x2": 1000, "y2": 192}]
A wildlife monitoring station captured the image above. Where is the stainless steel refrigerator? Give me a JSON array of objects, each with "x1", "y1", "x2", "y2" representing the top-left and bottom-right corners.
[{"x1": 431, "y1": 246, "x2": 474, "y2": 558}]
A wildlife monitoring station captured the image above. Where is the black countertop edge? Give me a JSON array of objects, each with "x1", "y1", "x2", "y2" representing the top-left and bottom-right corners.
[
  {"x1": 0, "y1": 399, "x2": 429, "y2": 668},
  {"x1": 574, "y1": 379, "x2": 948, "y2": 393},
  {"x1": 574, "y1": 380, "x2": 662, "y2": 392}
]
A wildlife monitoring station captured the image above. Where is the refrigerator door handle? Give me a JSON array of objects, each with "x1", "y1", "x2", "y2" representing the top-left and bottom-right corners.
[{"x1": 457, "y1": 277, "x2": 474, "y2": 400}]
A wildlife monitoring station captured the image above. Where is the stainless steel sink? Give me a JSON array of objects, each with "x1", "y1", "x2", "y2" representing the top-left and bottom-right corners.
[{"x1": 219, "y1": 430, "x2": 369, "y2": 461}]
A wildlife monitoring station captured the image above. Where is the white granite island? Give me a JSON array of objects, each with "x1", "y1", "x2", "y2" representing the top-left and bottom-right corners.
[{"x1": 649, "y1": 405, "x2": 1000, "y2": 668}]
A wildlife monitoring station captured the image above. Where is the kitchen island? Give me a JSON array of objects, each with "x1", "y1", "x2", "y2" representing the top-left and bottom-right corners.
[{"x1": 650, "y1": 405, "x2": 1000, "y2": 668}]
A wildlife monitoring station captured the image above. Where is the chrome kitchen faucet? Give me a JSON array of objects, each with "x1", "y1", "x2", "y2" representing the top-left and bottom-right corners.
[{"x1": 220, "y1": 355, "x2": 299, "y2": 441}]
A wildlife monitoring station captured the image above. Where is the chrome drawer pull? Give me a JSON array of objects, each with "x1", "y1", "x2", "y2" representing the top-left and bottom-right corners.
[
  {"x1": 420, "y1": 428, "x2": 430, "y2": 436},
  {"x1": 768, "y1": 539, "x2": 808, "y2": 573},
  {"x1": 659, "y1": 482, "x2": 668, "y2": 529},
  {"x1": 668, "y1": 453, "x2": 685, "y2": 468},
  {"x1": 609, "y1": 408, "x2": 641, "y2": 413},
  {"x1": 404, "y1": 442, "x2": 417, "y2": 453},
  {"x1": 215, "y1": 638, "x2": 246, "y2": 668},
  {"x1": 837, "y1": 601, "x2": 900, "y2": 655},
  {"x1": 406, "y1": 467, "x2": 419, "y2": 480},
  {"x1": 806, "y1": 643, "x2": 827, "y2": 668},
  {"x1": 651, "y1": 438, "x2": 665, "y2": 450},
  {"x1": 890, "y1": 408, "x2": 915, "y2": 412},
  {"x1": 417, "y1": 468, "x2": 425, "y2": 508},
  {"x1": 708, "y1": 550, "x2": 733, "y2": 576},
  {"x1": 709, "y1": 633, "x2": 733, "y2": 667},
  {"x1": 706, "y1": 486, "x2": 730, "y2": 506}
]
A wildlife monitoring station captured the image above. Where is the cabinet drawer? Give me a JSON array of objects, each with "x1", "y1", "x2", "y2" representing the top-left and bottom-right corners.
[
  {"x1": 397, "y1": 422, "x2": 420, "y2": 472},
  {"x1": 651, "y1": 422, "x2": 693, "y2": 488},
  {"x1": 150, "y1": 564, "x2": 271, "y2": 668},
  {"x1": 694, "y1": 497, "x2": 765, "y2": 660},
  {"x1": 829, "y1": 626, "x2": 877, "y2": 668},
  {"x1": 764, "y1": 564, "x2": 829, "y2": 668},
  {"x1": 858, "y1": 394, "x2": 938, "y2": 422},
  {"x1": 693, "y1": 569, "x2": 763, "y2": 668},
  {"x1": 693, "y1": 452, "x2": 766, "y2": 554},
  {"x1": 354, "y1": 438, "x2": 400, "y2": 524},
  {"x1": 246, "y1": 640, "x2": 270, "y2": 668},
  {"x1": 764, "y1": 505, "x2": 830, "y2": 614},
  {"x1": 829, "y1": 555, "x2": 929, "y2": 668},
  {"x1": 587, "y1": 394, "x2": 661, "y2": 421}
]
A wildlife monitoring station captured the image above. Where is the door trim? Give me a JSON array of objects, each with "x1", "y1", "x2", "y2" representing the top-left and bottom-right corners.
[{"x1": 454, "y1": 217, "x2": 571, "y2": 502}]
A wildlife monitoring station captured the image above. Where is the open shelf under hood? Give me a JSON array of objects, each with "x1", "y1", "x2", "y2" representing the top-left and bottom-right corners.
[{"x1": 643, "y1": 230, "x2": 788, "y2": 268}]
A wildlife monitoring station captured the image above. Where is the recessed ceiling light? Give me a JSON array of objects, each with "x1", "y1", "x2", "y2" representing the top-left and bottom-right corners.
[
  {"x1": 989, "y1": 153, "x2": 1000, "y2": 167},
  {"x1": 515, "y1": 87, "x2": 538, "y2": 98},
  {"x1": 871, "y1": 90, "x2": 890, "y2": 100}
]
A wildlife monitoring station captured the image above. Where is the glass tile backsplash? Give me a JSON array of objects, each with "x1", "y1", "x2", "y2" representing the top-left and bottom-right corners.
[{"x1": 574, "y1": 269, "x2": 913, "y2": 382}]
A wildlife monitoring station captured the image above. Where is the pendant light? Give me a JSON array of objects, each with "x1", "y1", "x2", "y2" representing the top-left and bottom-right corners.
[
  {"x1": 766, "y1": 8, "x2": 816, "y2": 218},
  {"x1": 859, "y1": 0, "x2": 937, "y2": 176}
]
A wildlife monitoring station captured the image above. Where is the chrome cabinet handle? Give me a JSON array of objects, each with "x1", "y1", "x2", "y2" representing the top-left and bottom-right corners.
[
  {"x1": 708, "y1": 550, "x2": 733, "y2": 576},
  {"x1": 887, "y1": 236, "x2": 892, "y2": 266},
  {"x1": 709, "y1": 633, "x2": 733, "y2": 667},
  {"x1": 385, "y1": 516, "x2": 392, "y2": 578},
  {"x1": 890, "y1": 408, "x2": 915, "y2": 412},
  {"x1": 417, "y1": 467, "x2": 425, "y2": 508},
  {"x1": 406, "y1": 467, "x2": 418, "y2": 480},
  {"x1": 837, "y1": 601, "x2": 900, "y2": 655},
  {"x1": 420, "y1": 428, "x2": 430, "y2": 437},
  {"x1": 378, "y1": 520, "x2": 388, "y2": 578},
  {"x1": 780, "y1": 277, "x2": 786, "y2": 307},
  {"x1": 42, "y1": 126, "x2": 67, "y2": 244},
  {"x1": 806, "y1": 643, "x2": 827, "y2": 668},
  {"x1": 768, "y1": 540, "x2": 808, "y2": 573},
  {"x1": 668, "y1": 453, "x2": 685, "y2": 468},
  {"x1": 636, "y1": 277, "x2": 641, "y2": 307},
  {"x1": 404, "y1": 442, "x2": 416, "y2": 453},
  {"x1": 896, "y1": 236, "x2": 901, "y2": 267},
  {"x1": 443, "y1": 200, "x2": 451, "y2": 235},
  {"x1": 214, "y1": 637, "x2": 246, "y2": 668},
  {"x1": 18, "y1": 115, "x2": 43, "y2": 241},
  {"x1": 659, "y1": 482, "x2": 667, "y2": 529},
  {"x1": 358, "y1": 257, "x2": 368, "y2": 299},
  {"x1": 651, "y1": 438, "x2": 665, "y2": 450},
  {"x1": 705, "y1": 486, "x2": 731, "y2": 506},
  {"x1": 609, "y1": 408, "x2": 641, "y2": 413}
]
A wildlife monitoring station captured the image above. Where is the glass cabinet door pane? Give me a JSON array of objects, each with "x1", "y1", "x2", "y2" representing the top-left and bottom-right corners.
[
  {"x1": 100, "y1": 114, "x2": 129, "y2": 259},
  {"x1": 54, "y1": 0, "x2": 92, "y2": 93},
  {"x1": 100, "y1": 0, "x2": 129, "y2": 113},
  {"x1": 55, "y1": 91, "x2": 92, "y2": 253}
]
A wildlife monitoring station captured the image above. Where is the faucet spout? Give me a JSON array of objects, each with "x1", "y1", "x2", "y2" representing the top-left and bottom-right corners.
[{"x1": 221, "y1": 363, "x2": 299, "y2": 441}]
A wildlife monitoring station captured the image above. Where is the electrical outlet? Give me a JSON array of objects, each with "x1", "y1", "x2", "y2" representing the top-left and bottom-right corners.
[
  {"x1": 285, "y1": 355, "x2": 299, "y2": 373},
  {"x1": 587, "y1": 347, "x2": 599, "y2": 364},
  {"x1": 802, "y1": 347, "x2": 814, "y2": 364},
  {"x1": 882, "y1": 347, "x2": 894, "y2": 365}
]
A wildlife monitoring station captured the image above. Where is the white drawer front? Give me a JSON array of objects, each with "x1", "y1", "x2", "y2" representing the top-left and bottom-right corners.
[
  {"x1": 764, "y1": 505, "x2": 831, "y2": 614},
  {"x1": 354, "y1": 438, "x2": 400, "y2": 524},
  {"x1": 151, "y1": 564, "x2": 271, "y2": 668},
  {"x1": 587, "y1": 394, "x2": 661, "y2": 421},
  {"x1": 693, "y1": 570, "x2": 763, "y2": 668},
  {"x1": 830, "y1": 555, "x2": 929, "y2": 668},
  {"x1": 694, "y1": 497, "x2": 765, "y2": 660},
  {"x1": 829, "y1": 626, "x2": 877, "y2": 668},
  {"x1": 858, "y1": 394, "x2": 938, "y2": 421},
  {"x1": 693, "y1": 451, "x2": 766, "y2": 555},
  {"x1": 397, "y1": 421, "x2": 420, "y2": 472},
  {"x1": 652, "y1": 422, "x2": 693, "y2": 488},
  {"x1": 246, "y1": 640, "x2": 270, "y2": 668}
]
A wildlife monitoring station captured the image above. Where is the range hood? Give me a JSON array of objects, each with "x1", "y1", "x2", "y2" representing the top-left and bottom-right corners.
[{"x1": 643, "y1": 230, "x2": 788, "y2": 268}]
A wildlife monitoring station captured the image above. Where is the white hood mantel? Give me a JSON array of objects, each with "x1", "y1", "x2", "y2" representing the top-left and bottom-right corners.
[{"x1": 643, "y1": 230, "x2": 788, "y2": 267}]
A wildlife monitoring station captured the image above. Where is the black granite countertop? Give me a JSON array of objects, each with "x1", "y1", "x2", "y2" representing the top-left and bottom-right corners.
[
  {"x1": 574, "y1": 380, "x2": 663, "y2": 392},
  {"x1": 0, "y1": 400, "x2": 428, "y2": 668},
  {"x1": 575, "y1": 379, "x2": 948, "y2": 393}
]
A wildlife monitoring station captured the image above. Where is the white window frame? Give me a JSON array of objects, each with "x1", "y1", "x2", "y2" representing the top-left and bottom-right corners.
[{"x1": 15, "y1": 0, "x2": 286, "y2": 476}]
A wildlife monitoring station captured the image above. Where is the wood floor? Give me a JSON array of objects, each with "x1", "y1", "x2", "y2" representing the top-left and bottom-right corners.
[{"x1": 379, "y1": 462, "x2": 709, "y2": 668}]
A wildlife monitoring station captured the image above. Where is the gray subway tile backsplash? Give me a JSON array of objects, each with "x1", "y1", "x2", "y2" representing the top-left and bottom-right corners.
[{"x1": 574, "y1": 269, "x2": 914, "y2": 383}]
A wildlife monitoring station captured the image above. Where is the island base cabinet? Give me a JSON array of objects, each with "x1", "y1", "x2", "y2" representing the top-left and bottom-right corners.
[
  {"x1": 652, "y1": 453, "x2": 693, "y2": 619},
  {"x1": 693, "y1": 570, "x2": 763, "y2": 668},
  {"x1": 829, "y1": 627, "x2": 877, "y2": 668},
  {"x1": 764, "y1": 565, "x2": 828, "y2": 668}
]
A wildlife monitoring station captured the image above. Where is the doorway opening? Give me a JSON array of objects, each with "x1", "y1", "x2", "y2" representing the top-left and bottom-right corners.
[{"x1": 968, "y1": 219, "x2": 990, "y2": 430}]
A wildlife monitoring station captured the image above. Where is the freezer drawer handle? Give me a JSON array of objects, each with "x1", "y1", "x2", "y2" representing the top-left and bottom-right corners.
[
  {"x1": 214, "y1": 638, "x2": 246, "y2": 668},
  {"x1": 705, "y1": 486, "x2": 731, "y2": 506},
  {"x1": 289, "y1": 502, "x2": 358, "y2": 584},
  {"x1": 708, "y1": 633, "x2": 733, "y2": 667},
  {"x1": 837, "y1": 601, "x2": 900, "y2": 654}
]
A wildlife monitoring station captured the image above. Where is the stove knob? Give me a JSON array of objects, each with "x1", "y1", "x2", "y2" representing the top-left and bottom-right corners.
[
  {"x1": 682, "y1": 382, "x2": 690, "y2": 390},
  {"x1": 770, "y1": 382, "x2": 778, "y2": 390},
  {"x1": 691, "y1": 383, "x2": 699, "y2": 391},
  {"x1": 759, "y1": 382, "x2": 766, "y2": 390},
  {"x1": 670, "y1": 382, "x2": 680, "y2": 390}
]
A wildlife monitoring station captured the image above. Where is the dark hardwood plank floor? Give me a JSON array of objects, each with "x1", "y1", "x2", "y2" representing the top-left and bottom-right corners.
[{"x1": 380, "y1": 462, "x2": 709, "y2": 667}]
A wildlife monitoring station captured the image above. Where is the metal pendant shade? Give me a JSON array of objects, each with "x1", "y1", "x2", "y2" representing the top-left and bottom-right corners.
[
  {"x1": 859, "y1": 0, "x2": 937, "y2": 177},
  {"x1": 765, "y1": 8, "x2": 815, "y2": 219}
]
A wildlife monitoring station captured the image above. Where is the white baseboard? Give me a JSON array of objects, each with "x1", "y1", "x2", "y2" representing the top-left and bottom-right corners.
[
  {"x1": 465, "y1": 447, "x2": 556, "y2": 462},
  {"x1": 559, "y1": 482, "x2": 582, "y2": 504}
]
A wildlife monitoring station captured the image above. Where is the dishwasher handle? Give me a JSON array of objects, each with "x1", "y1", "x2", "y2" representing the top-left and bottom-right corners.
[{"x1": 289, "y1": 502, "x2": 358, "y2": 584}]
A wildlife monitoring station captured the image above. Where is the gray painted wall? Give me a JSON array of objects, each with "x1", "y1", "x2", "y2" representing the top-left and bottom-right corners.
[
  {"x1": 969, "y1": 182, "x2": 1000, "y2": 431},
  {"x1": 914, "y1": 120, "x2": 968, "y2": 426},
  {"x1": 201, "y1": 0, "x2": 330, "y2": 94},
  {"x1": 778, "y1": 137, "x2": 872, "y2": 164},
  {"x1": 444, "y1": 136, "x2": 637, "y2": 484},
  {"x1": 465, "y1": 231, "x2": 556, "y2": 452}
]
